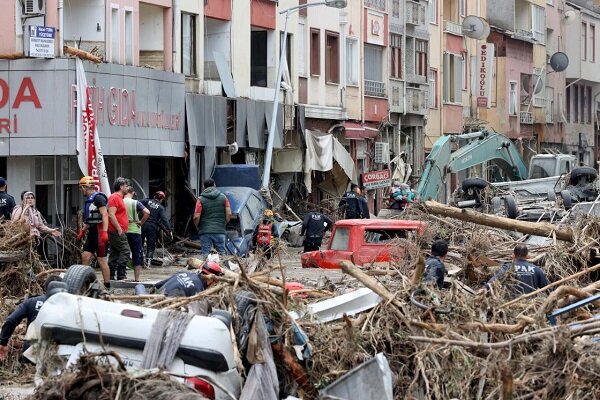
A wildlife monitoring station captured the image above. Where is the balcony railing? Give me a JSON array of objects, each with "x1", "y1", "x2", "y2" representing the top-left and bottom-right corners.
[
  {"x1": 406, "y1": 1, "x2": 426, "y2": 25},
  {"x1": 520, "y1": 111, "x2": 533, "y2": 124},
  {"x1": 444, "y1": 21, "x2": 463, "y2": 36},
  {"x1": 365, "y1": 80, "x2": 386, "y2": 98},
  {"x1": 532, "y1": 96, "x2": 546, "y2": 108},
  {"x1": 364, "y1": 0, "x2": 386, "y2": 12}
]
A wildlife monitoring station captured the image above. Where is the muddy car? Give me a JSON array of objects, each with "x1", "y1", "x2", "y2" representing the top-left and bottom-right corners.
[{"x1": 301, "y1": 219, "x2": 426, "y2": 269}]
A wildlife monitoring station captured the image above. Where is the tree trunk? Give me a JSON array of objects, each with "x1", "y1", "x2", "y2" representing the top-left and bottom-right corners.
[{"x1": 424, "y1": 200, "x2": 574, "y2": 242}]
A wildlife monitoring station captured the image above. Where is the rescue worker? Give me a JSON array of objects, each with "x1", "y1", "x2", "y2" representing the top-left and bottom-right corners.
[
  {"x1": 0, "y1": 276, "x2": 63, "y2": 360},
  {"x1": 78, "y1": 176, "x2": 112, "y2": 289},
  {"x1": 339, "y1": 183, "x2": 363, "y2": 219},
  {"x1": 140, "y1": 191, "x2": 173, "y2": 265},
  {"x1": 483, "y1": 244, "x2": 549, "y2": 294},
  {"x1": 124, "y1": 187, "x2": 150, "y2": 281},
  {"x1": 193, "y1": 179, "x2": 232, "y2": 255},
  {"x1": 107, "y1": 177, "x2": 132, "y2": 281},
  {"x1": 0, "y1": 177, "x2": 16, "y2": 221},
  {"x1": 423, "y1": 240, "x2": 449, "y2": 289},
  {"x1": 301, "y1": 205, "x2": 333, "y2": 252},
  {"x1": 154, "y1": 261, "x2": 223, "y2": 297},
  {"x1": 253, "y1": 209, "x2": 279, "y2": 259},
  {"x1": 11, "y1": 191, "x2": 61, "y2": 238},
  {"x1": 388, "y1": 182, "x2": 415, "y2": 211}
]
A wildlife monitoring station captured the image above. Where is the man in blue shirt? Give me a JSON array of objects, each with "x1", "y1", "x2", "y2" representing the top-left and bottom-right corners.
[
  {"x1": 484, "y1": 244, "x2": 548, "y2": 295},
  {"x1": 423, "y1": 240, "x2": 449, "y2": 289}
]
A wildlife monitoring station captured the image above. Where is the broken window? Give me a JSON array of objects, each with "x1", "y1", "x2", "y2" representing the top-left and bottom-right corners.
[
  {"x1": 251, "y1": 30, "x2": 268, "y2": 87},
  {"x1": 330, "y1": 227, "x2": 350, "y2": 251},
  {"x1": 363, "y1": 229, "x2": 416, "y2": 244}
]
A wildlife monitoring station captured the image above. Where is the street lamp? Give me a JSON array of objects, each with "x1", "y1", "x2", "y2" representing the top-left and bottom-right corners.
[{"x1": 261, "y1": 0, "x2": 348, "y2": 191}]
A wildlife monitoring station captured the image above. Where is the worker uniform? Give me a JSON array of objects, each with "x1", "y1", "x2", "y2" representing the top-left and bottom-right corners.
[
  {"x1": 139, "y1": 198, "x2": 172, "y2": 262},
  {"x1": 301, "y1": 211, "x2": 333, "y2": 252},
  {"x1": 155, "y1": 272, "x2": 205, "y2": 297},
  {"x1": 82, "y1": 192, "x2": 109, "y2": 257},
  {"x1": 0, "y1": 191, "x2": 16, "y2": 221},
  {"x1": 423, "y1": 256, "x2": 446, "y2": 289},
  {"x1": 339, "y1": 192, "x2": 363, "y2": 219},
  {"x1": 486, "y1": 259, "x2": 548, "y2": 294},
  {"x1": 253, "y1": 218, "x2": 278, "y2": 258},
  {"x1": 0, "y1": 295, "x2": 47, "y2": 350}
]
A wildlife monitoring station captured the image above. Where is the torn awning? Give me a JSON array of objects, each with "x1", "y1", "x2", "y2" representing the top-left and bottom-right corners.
[
  {"x1": 343, "y1": 121, "x2": 380, "y2": 140},
  {"x1": 304, "y1": 129, "x2": 355, "y2": 194}
]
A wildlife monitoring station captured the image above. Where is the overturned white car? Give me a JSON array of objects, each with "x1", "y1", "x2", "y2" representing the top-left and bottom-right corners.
[{"x1": 24, "y1": 292, "x2": 241, "y2": 400}]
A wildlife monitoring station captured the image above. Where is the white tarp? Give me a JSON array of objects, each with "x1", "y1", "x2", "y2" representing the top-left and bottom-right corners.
[{"x1": 304, "y1": 129, "x2": 354, "y2": 193}]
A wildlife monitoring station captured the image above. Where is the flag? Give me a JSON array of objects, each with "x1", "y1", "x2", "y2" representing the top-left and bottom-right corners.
[{"x1": 75, "y1": 58, "x2": 111, "y2": 195}]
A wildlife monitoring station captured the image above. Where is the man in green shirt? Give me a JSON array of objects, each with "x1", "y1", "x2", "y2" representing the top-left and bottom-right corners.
[{"x1": 124, "y1": 187, "x2": 150, "y2": 281}]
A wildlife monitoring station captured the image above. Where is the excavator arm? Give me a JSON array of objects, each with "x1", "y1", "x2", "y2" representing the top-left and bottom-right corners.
[{"x1": 417, "y1": 131, "x2": 528, "y2": 202}]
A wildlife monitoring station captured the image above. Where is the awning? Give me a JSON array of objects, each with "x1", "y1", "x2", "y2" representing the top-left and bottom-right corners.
[{"x1": 342, "y1": 122, "x2": 379, "y2": 140}]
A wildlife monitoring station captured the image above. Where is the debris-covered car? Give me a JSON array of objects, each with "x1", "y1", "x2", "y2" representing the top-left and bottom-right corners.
[
  {"x1": 301, "y1": 219, "x2": 426, "y2": 269},
  {"x1": 24, "y1": 292, "x2": 241, "y2": 400}
]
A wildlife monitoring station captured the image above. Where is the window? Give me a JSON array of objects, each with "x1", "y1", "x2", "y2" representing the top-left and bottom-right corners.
[
  {"x1": 111, "y1": 7, "x2": 119, "y2": 63},
  {"x1": 390, "y1": 34, "x2": 402, "y2": 79},
  {"x1": 364, "y1": 44, "x2": 383, "y2": 82},
  {"x1": 545, "y1": 86, "x2": 554, "y2": 123},
  {"x1": 125, "y1": 10, "x2": 133, "y2": 65},
  {"x1": 364, "y1": 229, "x2": 416, "y2": 244},
  {"x1": 325, "y1": 31, "x2": 339, "y2": 83},
  {"x1": 392, "y1": 0, "x2": 400, "y2": 18},
  {"x1": 415, "y1": 40, "x2": 428, "y2": 77},
  {"x1": 459, "y1": 0, "x2": 467, "y2": 17},
  {"x1": 346, "y1": 38, "x2": 358, "y2": 85},
  {"x1": 310, "y1": 28, "x2": 320, "y2": 76},
  {"x1": 280, "y1": 32, "x2": 292, "y2": 80},
  {"x1": 590, "y1": 24, "x2": 596, "y2": 62},
  {"x1": 461, "y1": 53, "x2": 467, "y2": 90},
  {"x1": 429, "y1": 69, "x2": 437, "y2": 108},
  {"x1": 586, "y1": 86, "x2": 592, "y2": 124},
  {"x1": 573, "y1": 84, "x2": 579, "y2": 122},
  {"x1": 330, "y1": 227, "x2": 350, "y2": 251},
  {"x1": 298, "y1": 20, "x2": 307, "y2": 76},
  {"x1": 566, "y1": 85, "x2": 571, "y2": 122},
  {"x1": 251, "y1": 30, "x2": 268, "y2": 87},
  {"x1": 247, "y1": 195, "x2": 263, "y2": 217},
  {"x1": 531, "y1": 5, "x2": 546, "y2": 44},
  {"x1": 509, "y1": 81, "x2": 517, "y2": 115},
  {"x1": 580, "y1": 85, "x2": 585, "y2": 124},
  {"x1": 443, "y1": 53, "x2": 462, "y2": 103},
  {"x1": 182, "y1": 13, "x2": 196, "y2": 76},
  {"x1": 429, "y1": 0, "x2": 438, "y2": 24},
  {"x1": 582, "y1": 22, "x2": 587, "y2": 61}
]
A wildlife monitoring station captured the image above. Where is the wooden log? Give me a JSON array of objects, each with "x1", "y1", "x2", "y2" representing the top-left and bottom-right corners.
[
  {"x1": 424, "y1": 200, "x2": 574, "y2": 242},
  {"x1": 63, "y1": 45, "x2": 102, "y2": 63},
  {"x1": 0, "y1": 52, "x2": 25, "y2": 60}
]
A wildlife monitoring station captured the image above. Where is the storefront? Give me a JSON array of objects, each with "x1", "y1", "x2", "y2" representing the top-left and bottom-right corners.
[{"x1": 0, "y1": 59, "x2": 185, "y2": 226}]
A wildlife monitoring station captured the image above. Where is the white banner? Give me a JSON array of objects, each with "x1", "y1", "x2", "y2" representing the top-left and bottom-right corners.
[
  {"x1": 476, "y1": 43, "x2": 494, "y2": 108},
  {"x1": 76, "y1": 58, "x2": 111, "y2": 195}
]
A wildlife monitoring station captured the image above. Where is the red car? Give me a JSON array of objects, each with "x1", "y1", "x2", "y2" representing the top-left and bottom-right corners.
[{"x1": 301, "y1": 219, "x2": 427, "y2": 269}]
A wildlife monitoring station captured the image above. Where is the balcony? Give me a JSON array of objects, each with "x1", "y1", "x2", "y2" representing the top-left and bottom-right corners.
[
  {"x1": 407, "y1": 87, "x2": 428, "y2": 115},
  {"x1": 364, "y1": 0, "x2": 386, "y2": 12},
  {"x1": 364, "y1": 80, "x2": 386, "y2": 98},
  {"x1": 389, "y1": 80, "x2": 405, "y2": 114},
  {"x1": 444, "y1": 21, "x2": 463, "y2": 36},
  {"x1": 406, "y1": 1, "x2": 426, "y2": 26},
  {"x1": 406, "y1": 72, "x2": 427, "y2": 85},
  {"x1": 520, "y1": 111, "x2": 533, "y2": 124}
]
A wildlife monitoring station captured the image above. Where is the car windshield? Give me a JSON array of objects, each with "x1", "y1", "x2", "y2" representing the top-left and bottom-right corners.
[
  {"x1": 529, "y1": 158, "x2": 557, "y2": 179},
  {"x1": 364, "y1": 229, "x2": 416, "y2": 244},
  {"x1": 330, "y1": 227, "x2": 350, "y2": 251}
]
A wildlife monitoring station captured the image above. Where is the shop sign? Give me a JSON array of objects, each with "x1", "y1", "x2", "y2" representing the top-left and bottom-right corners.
[
  {"x1": 362, "y1": 169, "x2": 391, "y2": 190},
  {"x1": 25, "y1": 26, "x2": 56, "y2": 58},
  {"x1": 476, "y1": 43, "x2": 494, "y2": 108}
]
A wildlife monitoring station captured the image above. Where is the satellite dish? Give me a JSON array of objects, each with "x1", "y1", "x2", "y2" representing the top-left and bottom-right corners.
[
  {"x1": 549, "y1": 52, "x2": 569, "y2": 72},
  {"x1": 227, "y1": 142, "x2": 239, "y2": 155},
  {"x1": 462, "y1": 16, "x2": 490, "y2": 40},
  {"x1": 563, "y1": 10, "x2": 578, "y2": 26}
]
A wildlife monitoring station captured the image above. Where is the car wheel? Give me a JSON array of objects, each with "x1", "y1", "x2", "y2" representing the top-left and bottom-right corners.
[
  {"x1": 504, "y1": 195, "x2": 518, "y2": 219},
  {"x1": 560, "y1": 190, "x2": 573, "y2": 210},
  {"x1": 568, "y1": 167, "x2": 598, "y2": 185},
  {"x1": 490, "y1": 196, "x2": 503, "y2": 213},
  {"x1": 547, "y1": 189, "x2": 556, "y2": 202},
  {"x1": 462, "y1": 177, "x2": 489, "y2": 191},
  {"x1": 64, "y1": 264, "x2": 97, "y2": 295}
]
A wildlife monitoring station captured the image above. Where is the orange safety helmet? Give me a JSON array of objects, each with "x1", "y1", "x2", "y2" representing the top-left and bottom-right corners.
[
  {"x1": 263, "y1": 209, "x2": 274, "y2": 218},
  {"x1": 79, "y1": 176, "x2": 96, "y2": 188}
]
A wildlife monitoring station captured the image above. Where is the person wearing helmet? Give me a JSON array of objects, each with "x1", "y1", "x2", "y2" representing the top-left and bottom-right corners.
[
  {"x1": 140, "y1": 190, "x2": 172, "y2": 265},
  {"x1": 0, "y1": 275, "x2": 63, "y2": 361},
  {"x1": 252, "y1": 209, "x2": 279, "y2": 259},
  {"x1": 154, "y1": 261, "x2": 223, "y2": 297},
  {"x1": 107, "y1": 177, "x2": 132, "y2": 281},
  {"x1": 79, "y1": 176, "x2": 112, "y2": 289},
  {"x1": 193, "y1": 179, "x2": 232, "y2": 255}
]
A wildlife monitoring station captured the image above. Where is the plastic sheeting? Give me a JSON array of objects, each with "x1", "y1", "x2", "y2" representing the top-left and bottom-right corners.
[{"x1": 304, "y1": 130, "x2": 355, "y2": 194}]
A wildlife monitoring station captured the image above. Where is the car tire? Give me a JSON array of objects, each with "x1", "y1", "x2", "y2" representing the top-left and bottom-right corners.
[
  {"x1": 504, "y1": 195, "x2": 518, "y2": 219},
  {"x1": 568, "y1": 167, "x2": 598, "y2": 185},
  {"x1": 462, "y1": 177, "x2": 489, "y2": 191},
  {"x1": 491, "y1": 196, "x2": 503, "y2": 213},
  {"x1": 560, "y1": 190, "x2": 573, "y2": 210},
  {"x1": 547, "y1": 190, "x2": 556, "y2": 202},
  {"x1": 64, "y1": 264, "x2": 97, "y2": 295}
]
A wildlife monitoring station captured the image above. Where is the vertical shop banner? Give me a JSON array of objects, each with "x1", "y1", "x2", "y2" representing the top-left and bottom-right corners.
[
  {"x1": 476, "y1": 43, "x2": 494, "y2": 108},
  {"x1": 75, "y1": 58, "x2": 111, "y2": 195}
]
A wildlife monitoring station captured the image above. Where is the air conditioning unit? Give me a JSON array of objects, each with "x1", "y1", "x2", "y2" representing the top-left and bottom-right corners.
[
  {"x1": 24, "y1": 0, "x2": 45, "y2": 15},
  {"x1": 374, "y1": 142, "x2": 390, "y2": 164}
]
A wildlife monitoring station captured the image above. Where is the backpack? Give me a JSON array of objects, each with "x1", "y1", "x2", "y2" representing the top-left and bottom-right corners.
[{"x1": 256, "y1": 223, "x2": 273, "y2": 246}]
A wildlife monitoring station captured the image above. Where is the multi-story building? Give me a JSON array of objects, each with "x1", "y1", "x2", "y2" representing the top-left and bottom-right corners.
[{"x1": 0, "y1": 0, "x2": 184, "y2": 226}]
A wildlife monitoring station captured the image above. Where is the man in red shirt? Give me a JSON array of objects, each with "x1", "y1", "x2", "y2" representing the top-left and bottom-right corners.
[{"x1": 108, "y1": 177, "x2": 131, "y2": 280}]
